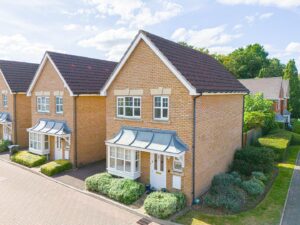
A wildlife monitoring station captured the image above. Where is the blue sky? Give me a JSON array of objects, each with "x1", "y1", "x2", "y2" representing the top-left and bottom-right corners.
[{"x1": 0, "y1": 0, "x2": 300, "y2": 69}]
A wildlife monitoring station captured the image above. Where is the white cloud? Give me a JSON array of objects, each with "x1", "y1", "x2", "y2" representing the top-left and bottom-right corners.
[
  {"x1": 63, "y1": 24, "x2": 80, "y2": 31},
  {"x1": 63, "y1": 24, "x2": 99, "y2": 32},
  {"x1": 208, "y1": 46, "x2": 235, "y2": 55},
  {"x1": 217, "y1": 0, "x2": 300, "y2": 9},
  {"x1": 84, "y1": 0, "x2": 182, "y2": 28},
  {"x1": 259, "y1": 12, "x2": 274, "y2": 19},
  {"x1": 171, "y1": 26, "x2": 242, "y2": 48},
  {"x1": 286, "y1": 42, "x2": 300, "y2": 53},
  {"x1": 0, "y1": 34, "x2": 56, "y2": 62},
  {"x1": 245, "y1": 12, "x2": 273, "y2": 24},
  {"x1": 233, "y1": 24, "x2": 243, "y2": 30},
  {"x1": 78, "y1": 28, "x2": 136, "y2": 60}
]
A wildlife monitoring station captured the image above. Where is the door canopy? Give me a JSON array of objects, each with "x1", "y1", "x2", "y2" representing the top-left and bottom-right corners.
[{"x1": 27, "y1": 119, "x2": 71, "y2": 136}]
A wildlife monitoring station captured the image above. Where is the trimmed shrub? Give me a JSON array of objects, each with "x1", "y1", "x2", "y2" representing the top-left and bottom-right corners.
[
  {"x1": 11, "y1": 151, "x2": 46, "y2": 168},
  {"x1": 241, "y1": 178, "x2": 265, "y2": 196},
  {"x1": 173, "y1": 192, "x2": 186, "y2": 211},
  {"x1": 244, "y1": 111, "x2": 265, "y2": 132},
  {"x1": 204, "y1": 186, "x2": 246, "y2": 212},
  {"x1": 251, "y1": 171, "x2": 268, "y2": 183},
  {"x1": 108, "y1": 179, "x2": 145, "y2": 205},
  {"x1": 292, "y1": 120, "x2": 300, "y2": 134},
  {"x1": 85, "y1": 173, "x2": 113, "y2": 194},
  {"x1": 40, "y1": 160, "x2": 72, "y2": 176},
  {"x1": 231, "y1": 146, "x2": 275, "y2": 176},
  {"x1": 0, "y1": 140, "x2": 12, "y2": 152},
  {"x1": 144, "y1": 192, "x2": 177, "y2": 219}
]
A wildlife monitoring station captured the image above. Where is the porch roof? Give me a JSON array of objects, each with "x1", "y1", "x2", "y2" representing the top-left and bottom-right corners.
[
  {"x1": 28, "y1": 119, "x2": 71, "y2": 136},
  {"x1": 106, "y1": 126, "x2": 188, "y2": 155},
  {"x1": 0, "y1": 112, "x2": 11, "y2": 123}
]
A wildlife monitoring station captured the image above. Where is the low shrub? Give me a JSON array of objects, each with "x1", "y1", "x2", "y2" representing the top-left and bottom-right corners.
[
  {"x1": 108, "y1": 179, "x2": 145, "y2": 205},
  {"x1": 251, "y1": 171, "x2": 268, "y2": 183},
  {"x1": 40, "y1": 160, "x2": 72, "y2": 176},
  {"x1": 144, "y1": 192, "x2": 178, "y2": 219},
  {"x1": 0, "y1": 140, "x2": 12, "y2": 152},
  {"x1": 231, "y1": 146, "x2": 275, "y2": 176},
  {"x1": 173, "y1": 192, "x2": 186, "y2": 211},
  {"x1": 85, "y1": 173, "x2": 113, "y2": 194},
  {"x1": 244, "y1": 111, "x2": 265, "y2": 132},
  {"x1": 211, "y1": 173, "x2": 242, "y2": 188},
  {"x1": 292, "y1": 120, "x2": 300, "y2": 134},
  {"x1": 241, "y1": 178, "x2": 265, "y2": 196},
  {"x1": 11, "y1": 151, "x2": 46, "y2": 168},
  {"x1": 204, "y1": 185, "x2": 246, "y2": 212}
]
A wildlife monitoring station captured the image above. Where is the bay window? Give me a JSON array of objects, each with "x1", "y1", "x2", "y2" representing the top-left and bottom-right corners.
[
  {"x1": 29, "y1": 133, "x2": 50, "y2": 155},
  {"x1": 154, "y1": 96, "x2": 169, "y2": 120},
  {"x1": 37, "y1": 96, "x2": 50, "y2": 113},
  {"x1": 108, "y1": 146, "x2": 141, "y2": 179},
  {"x1": 117, "y1": 96, "x2": 141, "y2": 118}
]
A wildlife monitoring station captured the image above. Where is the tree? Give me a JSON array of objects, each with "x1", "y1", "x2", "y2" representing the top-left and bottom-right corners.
[
  {"x1": 285, "y1": 60, "x2": 300, "y2": 118},
  {"x1": 244, "y1": 93, "x2": 273, "y2": 113},
  {"x1": 258, "y1": 58, "x2": 285, "y2": 78}
]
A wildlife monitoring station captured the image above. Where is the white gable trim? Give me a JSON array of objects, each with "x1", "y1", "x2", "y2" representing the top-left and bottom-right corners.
[
  {"x1": 27, "y1": 53, "x2": 74, "y2": 96},
  {"x1": 202, "y1": 92, "x2": 248, "y2": 96},
  {"x1": 100, "y1": 32, "x2": 198, "y2": 96},
  {"x1": 0, "y1": 69, "x2": 13, "y2": 94}
]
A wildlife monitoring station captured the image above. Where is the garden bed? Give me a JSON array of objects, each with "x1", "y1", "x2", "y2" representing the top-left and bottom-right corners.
[
  {"x1": 11, "y1": 151, "x2": 46, "y2": 168},
  {"x1": 41, "y1": 160, "x2": 72, "y2": 176}
]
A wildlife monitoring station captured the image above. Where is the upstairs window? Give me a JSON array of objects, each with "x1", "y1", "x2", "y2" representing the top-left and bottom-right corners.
[
  {"x1": 154, "y1": 96, "x2": 169, "y2": 120},
  {"x1": 117, "y1": 96, "x2": 141, "y2": 118},
  {"x1": 2, "y1": 94, "x2": 7, "y2": 108},
  {"x1": 37, "y1": 96, "x2": 50, "y2": 113},
  {"x1": 55, "y1": 96, "x2": 63, "y2": 114}
]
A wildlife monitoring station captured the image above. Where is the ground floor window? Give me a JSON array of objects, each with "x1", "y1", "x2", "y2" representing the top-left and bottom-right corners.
[
  {"x1": 107, "y1": 146, "x2": 140, "y2": 179},
  {"x1": 3, "y1": 125, "x2": 11, "y2": 141},
  {"x1": 173, "y1": 155, "x2": 184, "y2": 172},
  {"x1": 29, "y1": 133, "x2": 49, "y2": 154}
]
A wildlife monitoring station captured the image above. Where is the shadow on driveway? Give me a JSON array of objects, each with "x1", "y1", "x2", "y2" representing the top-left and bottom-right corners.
[{"x1": 53, "y1": 160, "x2": 106, "y2": 190}]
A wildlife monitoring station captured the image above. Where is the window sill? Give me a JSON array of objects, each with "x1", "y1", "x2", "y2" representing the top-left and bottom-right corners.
[
  {"x1": 151, "y1": 120, "x2": 170, "y2": 124},
  {"x1": 114, "y1": 117, "x2": 143, "y2": 122},
  {"x1": 170, "y1": 170, "x2": 184, "y2": 176},
  {"x1": 107, "y1": 168, "x2": 141, "y2": 180},
  {"x1": 29, "y1": 148, "x2": 50, "y2": 155}
]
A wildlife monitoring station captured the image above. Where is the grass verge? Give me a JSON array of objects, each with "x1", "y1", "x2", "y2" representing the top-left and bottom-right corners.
[{"x1": 175, "y1": 145, "x2": 300, "y2": 225}]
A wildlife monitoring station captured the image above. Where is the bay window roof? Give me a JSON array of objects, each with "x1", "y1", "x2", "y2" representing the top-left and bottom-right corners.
[
  {"x1": 0, "y1": 112, "x2": 11, "y2": 123},
  {"x1": 106, "y1": 126, "x2": 188, "y2": 155},
  {"x1": 28, "y1": 119, "x2": 71, "y2": 136}
]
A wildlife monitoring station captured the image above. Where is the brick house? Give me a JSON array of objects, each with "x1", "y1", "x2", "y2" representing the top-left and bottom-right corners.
[
  {"x1": 26, "y1": 52, "x2": 116, "y2": 166},
  {"x1": 0, "y1": 60, "x2": 38, "y2": 147},
  {"x1": 239, "y1": 77, "x2": 290, "y2": 123},
  {"x1": 100, "y1": 30, "x2": 248, "y2": 204}
]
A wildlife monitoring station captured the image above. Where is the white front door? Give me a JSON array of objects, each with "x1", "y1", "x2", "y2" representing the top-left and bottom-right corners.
[
  {"x1": 55, "y1": 136, "x2": 62, "y2": 160},
  {"x1": 150, "y1": 153, "x2": 166, "y2": 190}
]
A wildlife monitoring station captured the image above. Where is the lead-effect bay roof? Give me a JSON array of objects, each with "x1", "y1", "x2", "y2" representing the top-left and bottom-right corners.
[{"x1": 28, "y1": 119, "x2": 71, "y2": 136}]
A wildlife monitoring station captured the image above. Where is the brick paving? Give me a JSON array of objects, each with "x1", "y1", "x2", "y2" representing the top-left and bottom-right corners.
[
  {"x1": 0, "y1": 160, "x2": 144, "y2": 225},
  {"x1": 281, "y1": 153, "x2": 300, "y2": 225}
]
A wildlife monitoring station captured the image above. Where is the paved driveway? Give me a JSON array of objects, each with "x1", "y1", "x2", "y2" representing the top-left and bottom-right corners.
[{"x1": 0, "y1": 160, "x2": 143, "y2": 225}]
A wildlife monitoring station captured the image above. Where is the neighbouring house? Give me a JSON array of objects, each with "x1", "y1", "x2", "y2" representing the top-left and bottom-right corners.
[
  {"x1": 239, "y1": 77, "x2": 291, "y2": 123},
  {"x1": 26, "y1": 52, "x2": 116, "y2": 166},
  {"x1": 0, "y1": 60, "x2": 38, "y2": 147},
  {"x1": 100, "y1": 30, "x2": 248, "y2": 204}
]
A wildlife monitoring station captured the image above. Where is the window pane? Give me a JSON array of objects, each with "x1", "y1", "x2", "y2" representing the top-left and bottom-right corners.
[
  {"x1": 154, "y1": 108, "x2": 161, "y2": 118},
  {"x1": 110, "y1": 158, "x2": 115, "y2": 168},
  {"x1": 155, "y1": 97, "x2": 161, "y2": 107},
  {"x1": 134, "y1": 108, "x2": 140, "y2": 116},
  {"x1": 117, "y1": 159, "x2": 124, "y2": 171},
  {"x1": 125, "y1": 150, "x2": 131, "y2": 160},
  {"x1": 118, "y1": 107, "x2": 124, "y2": 116},
  {"x1": 174, "y1": 161, "x2": 182, "y2": 171},
  {"x1": 160, "y1": 155, "x2": 164, "y2": 172},
  {"x1": 125, "y1": 161, "x2": 131, "y2": 172},
  {"x1": 163, "y1": 108, "x2": 168, "y2": 118},
  {"x1": 135, "y1": 151, "x2": 140, "y2": 160},
  {"x1": 154, "y1": 154, "x2": 158, "y2": 170},
  {"x1": 125, "y1": 97, "x2": 133, "y2": 106},
  {"x1": 134, "y1": 98, "x2": 140, "y2": 106},
  {"x1": 110, "y1": 148, "x2": 116, "y2": 157},
  {"x1": 117, "y1": 148, "x2": 124, "y2": 158},
  {"x1": 118, "y1": 98, "x2": 124, "y2": 106},
  {"x1": 135, "y1": 160, "x2": 139, "y2": 172},
  {"x1": 125, "y1": 107, "x2": 133, "y2": 116},
  {"x1": 163, "y1": 98, "x2": 168, "y2": 107}
]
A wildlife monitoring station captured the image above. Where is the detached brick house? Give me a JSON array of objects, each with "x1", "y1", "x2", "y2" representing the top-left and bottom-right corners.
[
  {"x1": 101, "y1": 30, "x2": 248, "y2": 204},
  {"x1": 0, "y1": 60, "x2": 38, "y2": 147},
  {"x1": 26, "y1": 52, "x2": 116, "y2": 166},
  {"x1": 239, "y1": 77, "x2": 290, "y2": 123}
]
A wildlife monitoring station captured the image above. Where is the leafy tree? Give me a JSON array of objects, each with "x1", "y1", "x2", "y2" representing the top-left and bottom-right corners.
[
  {"x1": 244, "y1": 93, "x2": 273, "y2": 113},
  {"x1": 258, "y1": 58, "x2": 285, "y2": 78},
  {"x1": 285, "y1": 60, "x2": 300, "y2": 117}
]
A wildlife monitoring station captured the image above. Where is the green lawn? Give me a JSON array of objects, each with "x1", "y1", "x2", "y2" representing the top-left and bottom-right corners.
[{"x1": 175, "y1": 145, "x2": 300, "y2": 225}]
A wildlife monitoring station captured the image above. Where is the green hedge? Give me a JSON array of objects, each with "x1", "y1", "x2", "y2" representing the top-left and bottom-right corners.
[
  {"x1": 85, "y1": 173, "x2": 145, "y2": 205},
  {"x1": 0, "y1": 140, "x2": 12, "y2": 152},
  {"x1": 144, "y1": 192, "x2": 186, "y2": 219},
  {"x1": 241, "y1": 178, "x2": 265, "y2": 196},
  {"x1": 292, "y1": 120, "x2": 300, "y2": 134},
  {"x1": 40, "y1": 160, "x2": 72, "y2": 176},
  {"x1": 11, "y1": 151, "x2": 46, "y2": 168}
]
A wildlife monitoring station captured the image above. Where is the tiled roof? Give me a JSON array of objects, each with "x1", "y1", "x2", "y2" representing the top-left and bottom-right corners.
[
  {"x1": 141, "y1": 31, "x2": 248, "y2": 93},
  {"x1": 47, "y1": 52, "x2": 117, "y2": 95},
  {"x1": 0, "y1": 60, "x2": 38, "y2": 92},
  {"x1": 238, "y1": 77, "x2": 286, "y2": 100}
]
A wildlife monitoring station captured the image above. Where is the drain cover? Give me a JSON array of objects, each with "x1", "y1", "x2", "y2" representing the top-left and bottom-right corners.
[{"x1": 136, "y1": 218, "x2": 152, "y2": 225}]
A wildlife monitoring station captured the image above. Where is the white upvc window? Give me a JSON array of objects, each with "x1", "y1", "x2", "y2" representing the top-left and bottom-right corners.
[
  {"x1": 37, "y1": 96, "x2": 50, "y2": 113},
  {"x1": 29, "y1": 133, "x2": 50, "y2": 155},
  {"x1": 173, "y1": 155, "x2": 184, "y2": 172},
  {"x1": 117, "y1": 96, "x2": 141, "y2": 118},
  {"x1": 55, "y1": 96, "x2": 63, "y2": 114},
  {"x1": 2, "y1": 94, "x2": 8, "y2": 108},
  {"x1": 3, "y1": 126, "x2": 11, "y2": 141},
  {"x1": 107, "y1": 146, "x2": 141, "y2": 179},
  {"x1": 154, "y1": 96, "x2": 169, "y2": 120}
]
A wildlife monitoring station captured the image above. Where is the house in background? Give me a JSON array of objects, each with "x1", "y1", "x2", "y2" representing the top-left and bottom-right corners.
[
  {"x1": 26, "y1": 52, "x2": 116, "y2": 166},
  {"x1": 239, "y1": 77, "x2": 291, "y2": 123},
  {"x1": 0, "y1": 60, "x2": 38, "y2": 147},
  {"x1": 101, "y1": 30, "x2": 248, "y2": 204}
]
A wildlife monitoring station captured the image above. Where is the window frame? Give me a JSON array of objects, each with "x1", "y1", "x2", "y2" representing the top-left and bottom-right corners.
[
  {"x1": 116, "y1": 96, "x2": 141, "y2": 119},
  {"x1": 37, "y1": 96, "x2": 50, "y2": 113},
  {"x1": 153, "y1": 96, "x2": 169, "y2": 121},
  {"x1": 2, "y1": 94, "x2": 8, "y2": 108},
  {"x1": 173, "y1": 155, "x2": 184, "y2": 173},
  {"x1": 29, "y1": 132, "x2": 49, "y2": 153},
  {"x1": 55, "y1": 96, "x2": 63, "y2": 114}
]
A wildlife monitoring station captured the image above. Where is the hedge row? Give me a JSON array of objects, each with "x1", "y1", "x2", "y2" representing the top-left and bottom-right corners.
[
  {"x1": 41, "y1": 160, "x2": 72, "y2": 176},
  {"x1": 11, "y1": 151, "x2": 46, "y2": 168}
]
